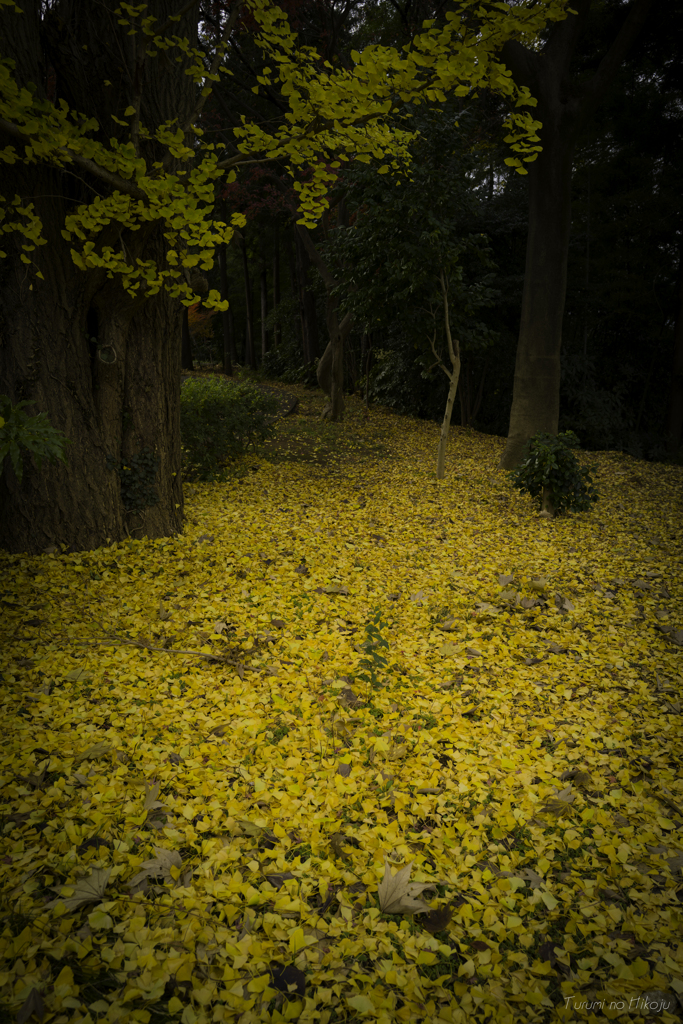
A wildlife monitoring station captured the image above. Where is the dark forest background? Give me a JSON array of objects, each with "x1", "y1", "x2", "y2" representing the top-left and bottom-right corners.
[{"x1": 181, "y1": 0, "x2": 682, "y2": 463}]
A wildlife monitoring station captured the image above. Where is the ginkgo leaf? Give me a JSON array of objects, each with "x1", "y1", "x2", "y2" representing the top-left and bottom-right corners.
[
  {"x1": 323, "y1": 584, "x2": 349, "y2": 595},
  {"x1": 48, "y1": 867, "x2": 111, "y2": 910},
  {"x1": 347, "y1": 994, "x2": 375, "y2": 1013},
  {"x1": 377, "y1": 858, "x2": 436, "y2": 915}
]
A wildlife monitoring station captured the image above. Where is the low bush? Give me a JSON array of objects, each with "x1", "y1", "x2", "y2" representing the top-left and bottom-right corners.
[
  {"x1": 508, "y1": 429, "x2": 599, "y2": 516},
  {"x1": 180, "y1": 376, "x2": 278, "y2": 481}
]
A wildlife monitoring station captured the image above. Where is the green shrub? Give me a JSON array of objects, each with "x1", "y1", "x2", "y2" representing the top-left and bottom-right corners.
[
  {"x1": 0, "y1": 396, "x2": 70, "y2": 482},
  {"x1": 508, "y1": 430, "x2": 599, "y2": 515},
  {"x1": 180, "y1": 376, "x2": 278, "y2": 481}
]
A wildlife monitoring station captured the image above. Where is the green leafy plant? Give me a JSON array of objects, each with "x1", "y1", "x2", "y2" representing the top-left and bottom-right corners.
[
  {"x1": 356, "y1": 609, "x2": 390, "y2": 696},
  {"x1": 180, "y1": 376, "x2": 278, "y2": 482},
  {"x1": 508, "y1": 430, "x2": 599, "y2": 516},
  {"x1": 0, "y1": 396, "x2": 70, "y2": 482}
]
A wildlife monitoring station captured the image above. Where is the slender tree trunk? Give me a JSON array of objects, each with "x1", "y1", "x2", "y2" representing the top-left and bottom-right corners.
[
  {"x1": 273, "y1": 222, "x2": 281, "y2": 347},
  {"x1": 218, "y1": 243, "x2": 233, "y2": 376},
  {"x1": 295, "y1": 229, "x2": 311, "y2": 363},
  {"x1": 181, "y1": 305, "x2": 194, "y2": 371},
  {"x1": 240, "y1": 231, "x2": 254, "y2": 369},
  {"x1": 437, "y1": 374, "x2": 460, "y2": 479},
  {"x1": 292, "y1": 219, "x2": 348, "y2": 421},
  {"x1": 260, "y1": 262, "x2": 268, "y2": 358},
  {"x1": 667, "y1": 240, "x2": 683, "y2": 456},
  {"x1": 471, "y1": 361, "x2": 487, "y2": 424},
  {"x1": 318, "y1": 294, "x2": 352, "y2": 421},
  {"x1": 497, "y1": 0, "x2": 658, "y2": 470},
  {"x1": 287, "y1": 223, "x2": 305, "y2": 363},
  {"x1": 435, "y1": 270, "x2": 461, "y2": 480}
]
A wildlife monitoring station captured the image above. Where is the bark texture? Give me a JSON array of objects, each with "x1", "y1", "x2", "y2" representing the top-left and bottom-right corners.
[
  {"x1": 498, "y1": 0, "x2": 658, "y2": 469},
  {"x1": 0, "y1": 0, "x2": 199, "y2": 554}
]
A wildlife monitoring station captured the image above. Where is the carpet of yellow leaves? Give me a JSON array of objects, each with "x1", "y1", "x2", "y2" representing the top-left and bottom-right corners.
[{"x1": 1, "y1": 397, "x2": 682, "y2": 1024}]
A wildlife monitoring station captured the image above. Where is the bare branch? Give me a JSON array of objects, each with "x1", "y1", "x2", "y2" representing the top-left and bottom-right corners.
[
  {"x1": 579, "y1": 0, "x2": 658, "y2": 124},
  {"x1": 178, "y1": 0, "x2": 247, "y2": 138}
]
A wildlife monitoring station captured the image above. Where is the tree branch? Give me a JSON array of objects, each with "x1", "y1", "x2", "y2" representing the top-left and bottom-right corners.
[
  {"x1": 542, "y1": 0, "x2": 591, "y2": 73},
  {"x1": 295, "y1": 222, "x2": 336, "y2": 290},
  {"x1": 0, "y1": 118, "x2": 147, "y2": 200},
  {"x1": 439, "y1": 268, "x2": 459, "y2": 370},
  {"x1": 178, "y1": 0, "x2": 246, "y2": 138},
  {"x1": 579, "y1": 0, "x2": 658, "y2": 122}
]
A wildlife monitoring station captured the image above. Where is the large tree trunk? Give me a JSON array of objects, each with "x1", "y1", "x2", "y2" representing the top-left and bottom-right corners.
[
  {"x1": 498, "y1": 130, "x2": 574, "y2": 468},
  {"x1": 497, "y1": 0, "x2": 658, "y2": 469},
  {"x1": 0, "y1": 0, "x2": 195, "y2": 555},
  {"x1": 0, "y1": 188, "x2": 184, "y2": 554}
]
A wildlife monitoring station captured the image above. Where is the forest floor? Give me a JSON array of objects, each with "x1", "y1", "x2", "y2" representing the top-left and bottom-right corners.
[{"x1": 1, "y1": 383, "x2": 683, "y2": 1024}]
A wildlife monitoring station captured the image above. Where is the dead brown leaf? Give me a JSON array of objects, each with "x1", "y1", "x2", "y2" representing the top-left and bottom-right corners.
[{"x1": 377, "y1": 858, "x2": 436, "y2": 915}]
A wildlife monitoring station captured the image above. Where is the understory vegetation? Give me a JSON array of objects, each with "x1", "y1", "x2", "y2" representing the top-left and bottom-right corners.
[{"x1": 1, "y1": 389, "x2": 682, "y2": 1024}]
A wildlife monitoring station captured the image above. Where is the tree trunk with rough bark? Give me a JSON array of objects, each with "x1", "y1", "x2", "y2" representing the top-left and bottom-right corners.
[
  {"x1": 497, "y1": 0, "x2": 657, "y2": 470},
  {"x1": 0, "y1": 0, "x2": 197, "y2": 555}
]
